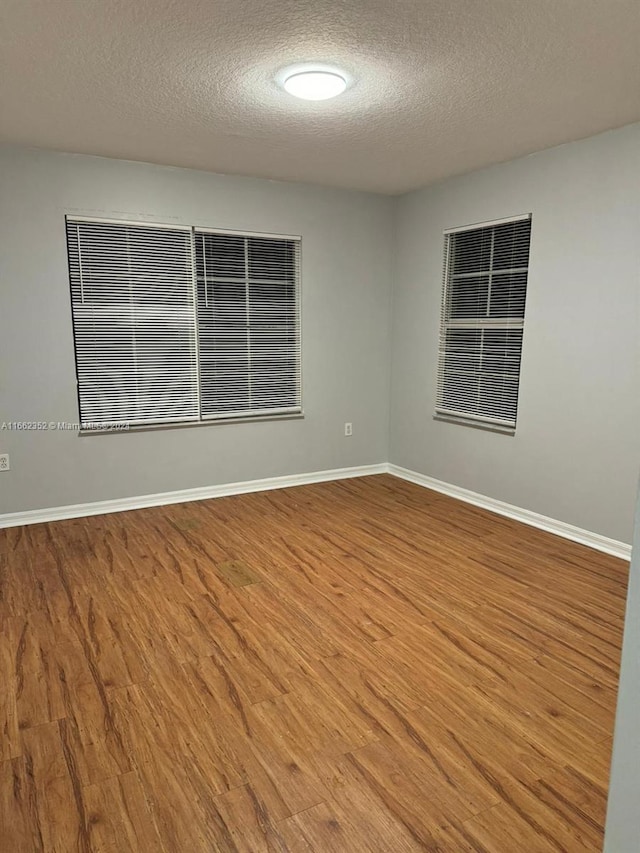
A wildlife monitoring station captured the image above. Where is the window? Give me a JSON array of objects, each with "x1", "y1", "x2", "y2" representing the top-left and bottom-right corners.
[
  {"x1": 66, "y1": 218, "x2": 301, "y2": 430},
  {"x1": 195, "y1": 230, "x2": 299, "y2": 418},
  {"x1": 435, "y1": 215, "x2": 531, "y2": 433}
]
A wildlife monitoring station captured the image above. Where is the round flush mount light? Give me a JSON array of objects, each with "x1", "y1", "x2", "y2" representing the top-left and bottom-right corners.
[{"x1": 283, "y1": 69, "x2": 347, "y2": 101}]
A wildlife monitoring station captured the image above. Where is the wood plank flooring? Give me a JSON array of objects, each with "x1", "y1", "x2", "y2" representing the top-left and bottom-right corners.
[{"x1": 0, "y1": 474, "x2": 628, "y2": 852}]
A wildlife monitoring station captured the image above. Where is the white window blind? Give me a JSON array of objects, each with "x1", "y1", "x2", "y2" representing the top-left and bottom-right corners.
[
  {"x1": 435, "y1": 215, "x2": 532, "y2": 431},
  {"x1": 66, "y1": 218, "x2": 302, "y2": 430},
  {"x1": 195, "y1": 230, "x2": 301, "y2": 419},
  {"x1": 67, "y1": 219, "x2": 199, "y2": 428}
]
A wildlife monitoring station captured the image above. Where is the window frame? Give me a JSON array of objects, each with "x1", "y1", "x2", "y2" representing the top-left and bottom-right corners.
[
  {"x1": 434, "y1": 213, "x2": 532, "y2": 434},
  {"x1": 66, "y1": 215, "x2": 303, "y2": 435}
]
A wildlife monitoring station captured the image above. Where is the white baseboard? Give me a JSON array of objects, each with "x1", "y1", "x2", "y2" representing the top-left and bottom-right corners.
[
  {"x1": 388, "y1": 464, "x2": 632, "y2": 561},
  {"x1": 1, "y1": 461, "x2": 631, "y2": 561},
  {"x1": 0, "y1": 463, "x2": 387, "y2": 529}
]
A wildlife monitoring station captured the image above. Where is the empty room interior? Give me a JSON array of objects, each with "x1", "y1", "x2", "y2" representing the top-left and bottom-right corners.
[{"x1": 1, "y1": 1, "x2": 640, "y2": 851}]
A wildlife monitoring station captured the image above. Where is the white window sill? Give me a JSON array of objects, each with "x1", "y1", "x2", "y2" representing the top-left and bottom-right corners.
[
  {"x1": 79, "y1": 411, "x2": 305, "y2": 436},
  {"x1": 433, "y1": 413, "x2": 515, "y2": 435}
]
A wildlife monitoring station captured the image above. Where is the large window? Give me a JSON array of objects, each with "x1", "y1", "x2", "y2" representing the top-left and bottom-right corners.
[
  {"x1": 435, "y1": 215, "x2": 532, "y2": 432},
  {"x1": 66, "y1": 218, "x2": 301, "y2": 431}
]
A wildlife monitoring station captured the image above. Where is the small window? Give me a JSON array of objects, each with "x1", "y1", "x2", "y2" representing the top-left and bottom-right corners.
[
  {"x1": 66, "y1": 218, "x2": 301, "y2": 431},
  {"x1": 435, "y1": 215, "x2": 531, "y2": 432}
]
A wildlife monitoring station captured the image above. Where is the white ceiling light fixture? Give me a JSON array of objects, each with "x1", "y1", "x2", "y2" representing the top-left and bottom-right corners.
[{"x1": 283, "y1": 68, "x2": 348, "y2": 101}]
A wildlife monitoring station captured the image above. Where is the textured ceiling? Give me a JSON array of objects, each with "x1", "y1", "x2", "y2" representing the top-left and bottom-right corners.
[{"x1": 1, "y1": 0, "x2": 639, "y2": 194}]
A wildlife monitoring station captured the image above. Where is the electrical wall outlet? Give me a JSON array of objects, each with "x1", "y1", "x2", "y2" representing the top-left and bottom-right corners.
[
  {"x1": 344, "y1": 422, "x2": 353, "y2": 437},
  {"x1": 0, "y1": 454, "x2": 9, "y2": 471}
]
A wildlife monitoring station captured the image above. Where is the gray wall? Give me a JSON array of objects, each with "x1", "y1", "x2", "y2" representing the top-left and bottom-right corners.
[
  {"x1": 605, "y1": 481, "x2": 640, "y2": 852},
  {"x1": 389, "y1": 124, "x2": 640, "y2": 544},
  {"x1": 2, "y1": 126, "x2": 639, "y2": 540},
  {"x1": 0, "y1": 147, "x2": 394, "y2": 513}
]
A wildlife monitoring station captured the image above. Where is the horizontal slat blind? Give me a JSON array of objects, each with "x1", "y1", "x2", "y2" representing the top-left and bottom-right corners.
[
  {"x1": 195, "y1": 230, "x2": 301, "y2": 419},
  {"x1": 67, "y1": 219, "x2": 199, "y2": 428},
  {"x1": 436, "y1": 216, "x2": 532, "y2": 429}
]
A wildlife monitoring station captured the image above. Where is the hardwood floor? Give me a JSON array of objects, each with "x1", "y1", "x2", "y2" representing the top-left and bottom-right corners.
[{"x1": 0, "y1": 474, "x2": 628, "y2": 852}]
